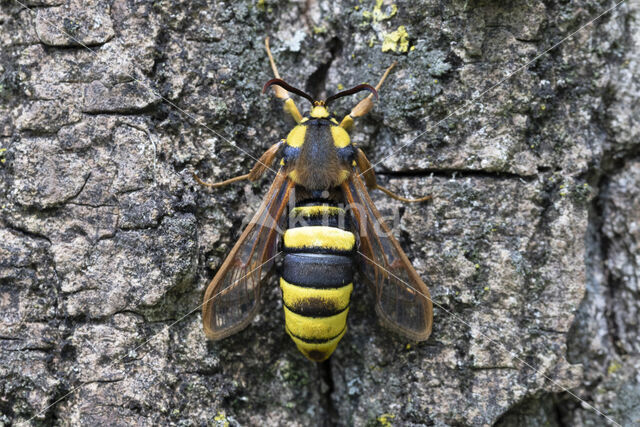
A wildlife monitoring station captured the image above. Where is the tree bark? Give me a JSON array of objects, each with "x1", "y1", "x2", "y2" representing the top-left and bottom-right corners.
[{"x1": 1, "y1": 0, "x2": 638, "y2": 425}]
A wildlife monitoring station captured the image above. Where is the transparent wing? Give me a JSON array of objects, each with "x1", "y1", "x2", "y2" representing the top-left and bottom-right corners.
[
  {"x1": 202, "y1": 171, "x2": 293, "y2": 340},
  {"x1": 342, "y1": 173, "x2": 433, "y2": 341}
]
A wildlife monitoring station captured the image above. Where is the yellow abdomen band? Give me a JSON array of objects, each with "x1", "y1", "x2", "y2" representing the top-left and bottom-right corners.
[
  {"x1": 291, "y1": 206, "x2": 345, "y2": 217},
  {"x1": 286, "y1": 328, "x2": 346, "y2": 362},
  {"x1": 280, "y1": 278, "x2": 352, "y2": 313},
  {"x1": 283, "y1": 306, "x2": 349, "y2": 340},
  {"x1": 283, "y1": 226, "x2": 355, "y2": 252}
]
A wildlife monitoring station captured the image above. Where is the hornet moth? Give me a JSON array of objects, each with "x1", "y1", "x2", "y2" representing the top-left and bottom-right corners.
[{"x1": 196, "y1": 38, "x2": 433, "y2": 362}]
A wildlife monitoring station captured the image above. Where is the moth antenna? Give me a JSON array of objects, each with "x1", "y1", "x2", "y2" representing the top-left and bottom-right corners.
[
  {"x1": 325, "y1": 84, "x2": 378, "y2": 105},
  {"x1": 263, "y1": 79, "x2": 315, "y2": 105}
]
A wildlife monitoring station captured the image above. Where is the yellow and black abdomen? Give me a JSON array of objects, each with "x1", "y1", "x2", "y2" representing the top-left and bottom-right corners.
[{"x1": 280, "y1": 205, "x2": 355, "y2": 362}]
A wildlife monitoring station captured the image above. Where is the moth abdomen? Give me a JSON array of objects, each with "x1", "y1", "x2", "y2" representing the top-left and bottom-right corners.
[{"x1": 280, "y1": 204, "x2": 355, "y2": 362}]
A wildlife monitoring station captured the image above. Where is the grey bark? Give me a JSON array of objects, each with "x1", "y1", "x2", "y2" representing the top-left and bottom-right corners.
[{"x1": 1, "y1": 0, "x2": 639, "y2": 425}]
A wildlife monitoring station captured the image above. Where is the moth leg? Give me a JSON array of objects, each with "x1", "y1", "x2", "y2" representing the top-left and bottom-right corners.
[
  {"x1": 265, "y1": 37, "x2": 303, "y2": 124},
  {"x1": 193, "y1": 173, "x2": 250, "y2": 188},
  {"x1": 339, "y1": 62, "x2": 397, "y2": 131},
  {"x1": 355, "y1": 147, "x2": 431, "y2": 203},
  {"x1": 194, "y1": 140, "x2": 284, "y2": 188}
]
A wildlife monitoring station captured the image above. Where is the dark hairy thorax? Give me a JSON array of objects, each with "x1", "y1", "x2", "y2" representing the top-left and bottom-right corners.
[{"x1": 294, "y1": 119, "x2": 350, "y2": 190}]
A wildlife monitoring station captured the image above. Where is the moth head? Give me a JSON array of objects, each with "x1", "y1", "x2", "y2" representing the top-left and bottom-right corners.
[{"x1": 263, "y1": 79, "x2": 378, "y2": 118}]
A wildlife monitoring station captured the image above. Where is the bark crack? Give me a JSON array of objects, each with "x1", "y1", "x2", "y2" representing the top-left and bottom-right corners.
[
  {"x1": 305, "y1": 37, "x2": 343, "y2": 100},
  {"x1": 319, "y1": 359, "x2": 337, "y2": 426},
  {"x1": 377, "y1": 168, "x2": 537, "y2": 181}
]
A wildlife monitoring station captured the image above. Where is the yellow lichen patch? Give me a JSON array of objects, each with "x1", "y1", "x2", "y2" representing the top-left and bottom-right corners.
[
  {"x1": 310, "y1": 106, "x2": 330, "y2": 118},
  {"x1": 363, "y1": 0, "x2": 397, "y2": 23},
  {"x1": 377, "y1": 413, "x2": 395, "y2": 427},
  {"x1": 607, "y1": 360, "x2": 622, "y2": 375},
  {"x1": 286, "y1": 125, "x2": 306, "y2": 147},
  {"x1": 381, "y1": 26, "x2": 410, "y2": 53},
  {"x1": 280, "y1": 278, "x2": 352, "y2": 312},
  {"x1": 313, "y1": 26, "x2": 327, "y2": 34},
  {"x1": 283, "y1": 226, "x2": 355, "y2": 251},
  {"x1": 284, "y1": 306, "x2": 348, "y2": 339},
  {"x1": 331, "y1": 125, "x2": 350, "y2": 148},
  {"x1": 214, "y1": 412, "x2": 230, "y2": 427}
]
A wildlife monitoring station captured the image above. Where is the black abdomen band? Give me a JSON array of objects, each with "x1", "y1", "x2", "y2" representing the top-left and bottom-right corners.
[{"x1": 282, "y1": 253, "x2": 353, "y2": 288}]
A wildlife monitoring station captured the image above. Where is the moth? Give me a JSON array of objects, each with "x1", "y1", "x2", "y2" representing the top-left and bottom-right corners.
[{"x1": 196, "y1": 38, "x2": 433, "y2": 362}]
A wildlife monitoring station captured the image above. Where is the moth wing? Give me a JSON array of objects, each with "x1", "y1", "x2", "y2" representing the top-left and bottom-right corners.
[
  {"x1": 342, "y1": 173, "x2": 433, "y2": 341},
  {"x1": 202, "y1": 171, "x2": 293, "y2": 340}
]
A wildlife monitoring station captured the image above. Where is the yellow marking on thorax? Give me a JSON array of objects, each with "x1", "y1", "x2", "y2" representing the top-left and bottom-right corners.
[
  {"x1": 286, "y1": 125, "x2": 306, "y2": 148},
  {"x1": 338, "y1": 169, "x2": 351, "y2": 184},
  {"x1": 288, "y1": 170, "x2": 300, "y2": 183},
  {"x1": 310, "y1": 106, "x2": 330, "y2": 118},
  {"x1": 280, "y1": 278, "x2": 353, "y2": 312},
  {"x1": 284, "y1": 306, "x2": 348, "y2": 339},
  {"x1": 291, "y1": 206, "x2": 345, "y2": 217},
  {"x1": 287, "y1": 328, "x2": 346, "y2": 362},
  {"x1": 330, "y1": 125, "x2": 351, "y2": 148},
  {"x1": 283, "y1": 226, "x2": 355, "y2": 251}
]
